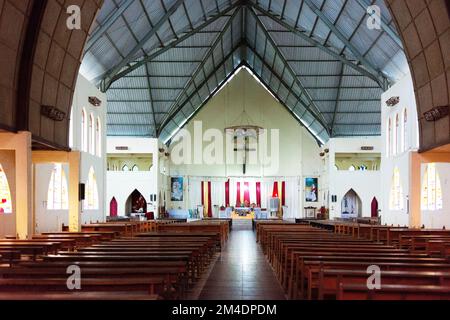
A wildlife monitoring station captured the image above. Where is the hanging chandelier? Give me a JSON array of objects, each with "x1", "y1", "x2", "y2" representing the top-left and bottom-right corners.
[
  {"x1": 225, "y1": 123, "x2": 264, "y2": 139},
  {"x1": 224, "y1": 71, "x2": 264, "y2": 138}
]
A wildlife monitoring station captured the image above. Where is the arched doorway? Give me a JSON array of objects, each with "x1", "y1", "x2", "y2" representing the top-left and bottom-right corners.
[
  {"x1": 341, "y1": 189, "x2": 362, "y2": 219},
  {"x1": 125, "y1": 190, "x2": 147, "y2": 216},
  {"x1": 371, "y1": 197, "x2": 379, "y2": 218},
  {"x1": 109, "y1": 197, "x2": 118, "y2": 217}
]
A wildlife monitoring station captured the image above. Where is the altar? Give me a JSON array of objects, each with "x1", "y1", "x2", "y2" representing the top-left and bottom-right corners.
[{"x1": 235, "y1": 207, "x2": 252, "y2": 216}]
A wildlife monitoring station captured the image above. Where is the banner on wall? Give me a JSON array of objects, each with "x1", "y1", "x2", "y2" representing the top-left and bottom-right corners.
[
  {"x1": 305, "y1": 178, "x2": 318, "y2": 202},
  {"x1": 171, "y1": 177, "x2": 183, "y2": 202},
  {"x1": 201, "y1": 181, "x2": 212, "y2": 217}
]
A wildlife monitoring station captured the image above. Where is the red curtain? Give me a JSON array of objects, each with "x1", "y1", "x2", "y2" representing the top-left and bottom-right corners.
[
  {"x1": 236, "y1": 182, "x2": 241, "y2": 206},
  {"x1": 272, "y1": 182, "x2": 279, "y2": 198},
  {"x1": 201, "y1": 181, "x2": 205, "y2": 207},
  {"x1": 282, "y1": 181, "x2": 286, "y2": 206},
  {"x1": 110, "y1": 197, "x2": 118, "y2": 217},
  {"x1": 371, "y1": 197, "x2": 379, "y2": 218},
  {"x1": 256, "y1": 182, "x2": 261, "y2": 207},
  {"x1": 244, "y1": 182, "x2": 250, "y2": 205},
  {"x1": 208, "y1": 182, "x2": 212, "y2": 217},
  {"x1": 225, "y1": 179, "x2": 230, "y2": 206}
]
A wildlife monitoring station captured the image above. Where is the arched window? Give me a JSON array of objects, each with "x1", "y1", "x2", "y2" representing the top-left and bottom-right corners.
[
  {"x1": 334, "y1": 165, "x2": 339, "y2": 171},
  {"x1": 349, "y1": 165, "x2": 356, "y2": 171},
  {"x1": 69, "y1": 108, "x2": 74, "y2": 148},
  {"x1": 89, "y1": 114, "x2": 95, "y2": 155},
  {"x1": 84, "y1": 167, "x2": 99, "y2": 210},
  {"x1": 393, "y1": 114, "x2": 399, "y2": 155},
  {"x1": 47, "y1": 164, "x2": 69, "y2": 210},
  {"x1": 81, "y1": 109, "x2": 88, "y2": 152},
  {"x1": 96, "y1": 117, "x2": 102, "y2": 157},
  {"x1": 402, "y1": 108, "x2": 407, "y2": 152},
  {"x1": 0, "y1": 164, "x2": 13, "y2": 214},
  {"x1": 389, "y1": 167, "x2": 404, "y2": 211},
  {"x1": 132, "y1": 165, "x2": 139, "y2": 172},
  {"x1": 122, "y1": 165, "x2": 130, "y2": 172},
  {"x1": 387, "y1": 117, "x2": 391, "y2": 157},
  {"x1": 421, "y1": 163, "x2": 443, "y2": 211},
  {"x1": 359, "y1": 165, "x2": 367, "y2": 171}
]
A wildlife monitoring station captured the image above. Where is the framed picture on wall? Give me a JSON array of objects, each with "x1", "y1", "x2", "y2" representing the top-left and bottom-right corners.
[
  {"x1": 171, "y1": 177, "x2": 184, "y2": 202},
  {"x1": 305, "y1": 178, "x2": 318, "y2": 202}
]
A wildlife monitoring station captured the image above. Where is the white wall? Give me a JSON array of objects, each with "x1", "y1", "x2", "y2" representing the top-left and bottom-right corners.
[
  {"x1": 326, "y1": 137, "x2": 382, "y2": 220},
  {"x1": 106, "y1": 137, "x2": 159, "y2": 217},
  {"x1": 167, "y1": 69, "x2": 324, "y2": 218},
  {"x1": 420, "y1": 163, "x2": 450, "y2": 229},
  {"x1": 381, "y1": 73, "x2": 419, "y2": 227},
  {"x1": 33, "y1": 74, "x2": 107, "y2": 231},
  {"x1": 34, "y1": 164, "x2": 69, "y2": 232}
]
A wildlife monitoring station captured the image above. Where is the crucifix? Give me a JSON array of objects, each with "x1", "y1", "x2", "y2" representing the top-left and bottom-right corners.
[{"x1": 233, "y1": 133, "x2": 257, "y2": 175}]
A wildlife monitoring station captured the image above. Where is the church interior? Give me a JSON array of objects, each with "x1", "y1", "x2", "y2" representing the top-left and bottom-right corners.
[{"x1": 0, "y1": 0, "x2": 450, "y2": 301}]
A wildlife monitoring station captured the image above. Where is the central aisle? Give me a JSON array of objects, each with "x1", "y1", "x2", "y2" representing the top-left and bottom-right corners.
[{"x1": 199, "y1": 220, "x2": 286, "y2": 300}]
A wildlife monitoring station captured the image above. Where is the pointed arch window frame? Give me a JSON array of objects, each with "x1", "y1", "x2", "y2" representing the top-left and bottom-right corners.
[
  {"x1": 89, "y1": 113, "x2": 95, "y2": 155},
  {"x1": 421, "y1": 163, "x2": 443, "y2": 211},
  {"x1": 84, "y1": 167, "x2": 99, "y2": 211},
  {"x1": 96, "y1": 117, "x2": 102, "y2": 157},
  {"x1": 389, "y1": 167, "x2": 404, "y2": 211},
  {"x1": 47, "y1": 164, "x2": 69, "y2": 211},
  {"x1": 81, "y1": 108, "x2": 88, "y2": 152},
  {"x1": 0, "y1": 164, "x2": 13, "y2": 214},
  {"x1": 387, "y1": 117, "x2": 392, "y2": 157}
]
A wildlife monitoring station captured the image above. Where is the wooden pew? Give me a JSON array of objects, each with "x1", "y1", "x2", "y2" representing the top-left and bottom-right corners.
[
  {"x1": 291, "y1": 255, "x2": 450, "y2": 299},
  {"x1": 0, "y1": 241, "x2": 63, "y2": 260},
  {"x1": 41, "y1": 231, "x2": 118, "y2": 241},
  {"x1": 0, "y1": 251, "x2": 21, "y2": 265},
  {"x1": 337, "y1": 283, "x2": 450, "y2": 300},
  {"x1": 318, "y1": 269, "x2": 450, "y2": 300},
  {"x1": 156, "y1": 222, "x2": 229, "y2": 246},
  {"x1": 0, "y1": 277, "x2": 167, "y2": 296},
  {"x1": 0, "y1": 265, "x2": 186, "y2": 299},
  {"x1": 0, "y1": 292, "x2": 160, "y2": 300}
]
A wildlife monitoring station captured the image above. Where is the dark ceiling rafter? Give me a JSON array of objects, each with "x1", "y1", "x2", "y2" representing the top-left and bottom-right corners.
[
  {"x1": 163, "y1": 60, "x2": 248, "y2": 146},
  {"x1": 83, "y1": 0, "x2": 406, "y2": 140},
  {"x1": 160, "y1": 45, "x2": 243, "y2": 140},
  {"x1": 158, "y1": 7, "x2": 242, "y2": 135},
  {"x1": 103, "y1": 2, "x2": 242, "y2": 89},
  {"x1": 84, "y1": 0, "x2": 135, "y2": 54},
  {"x1": 354, "y1": 0, "x2": 403, "y2": 48},
  {"x1": 301, "y1": 0, "x2": 387, "y2": 84},
  {"x1": 100, "y1": 0, "x2": 185, "y2": 90},
  {"x1": 244, "y1": 49, "x2": 328, "y2": 143},
  {"x1": 249, "y1": 2, "x2": 389, "y2": 90},
  {"x1": 246, "y1": 5, "x2": 330, "y2": 136}
]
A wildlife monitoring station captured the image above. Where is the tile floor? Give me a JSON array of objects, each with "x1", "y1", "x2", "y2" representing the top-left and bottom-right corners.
[{"x1": 198, "y1": 220, "x2": 286, "y2": 300}]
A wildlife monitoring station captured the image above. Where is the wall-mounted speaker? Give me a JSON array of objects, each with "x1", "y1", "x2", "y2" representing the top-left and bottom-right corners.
[
  {"x1": 332, "y1": 195, "x2": 337, "y2": 203},
  {"x1": 79, "y1": 183, "x2": 86, "y2": 201}
]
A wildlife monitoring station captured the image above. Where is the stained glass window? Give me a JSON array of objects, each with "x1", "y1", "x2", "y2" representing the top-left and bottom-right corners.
[
  {"x1": 47, "y1": 164, "x2": 69, "y2": 210},
  {"x1": 402, "y1": 108, "x2": 407, "y2": 152},
  {"x1": 421, "y1": 163, "x2": 443, "y2": 211},
  {"x1": 393, "y1": 114, "x2": 399, "y2": 155},
  {"x1": 81, "y1": 109, "x2": 88, "y2": 152},
  {"x1": 84, "y1": 167, "x2": 99, "y2": 210},
  {"x1": 89, "y1": 114, "x2": 95, "y2": 155},
  {"x1": 387, "y1": 118, "x2": 391, "y2": 157},
  {"x1": 0, "y1": 164, "x2": 12, "y2": 214},
  {"x1": 389, "y1": 167, "x2": 404, "y2": 211},
  {"x1": 96, "y1": 117, "x2": 102, "y2": 157}
]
